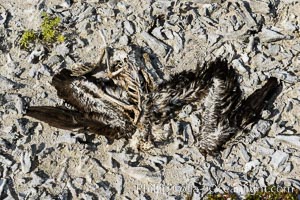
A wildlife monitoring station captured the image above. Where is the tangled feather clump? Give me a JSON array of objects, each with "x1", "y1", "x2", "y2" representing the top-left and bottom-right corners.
[{"x1": 26, "y1": 48, "x2": 279, "y2": 155}]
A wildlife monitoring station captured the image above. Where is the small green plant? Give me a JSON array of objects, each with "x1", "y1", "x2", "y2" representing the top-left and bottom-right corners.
[
  {"x1": 19, "y1": 12, "x2": 65, "y2": 49},
  {"x1": 41, "y1": 12, "x2": 65, "y2": 43},
  {"x1": 19, "y1": 30, "x2": 36, "y2": 48},
  {"x1": 57, "y1": 34, "x2": 65, "y2": 43}
]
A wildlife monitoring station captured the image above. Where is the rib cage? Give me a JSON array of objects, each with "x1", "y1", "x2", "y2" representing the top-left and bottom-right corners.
[{"x1": 26, "y1": 49, "x2": 280, "y2": 155}]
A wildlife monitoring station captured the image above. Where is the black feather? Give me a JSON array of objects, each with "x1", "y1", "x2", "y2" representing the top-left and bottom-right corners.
[{"x1": 26, "y1": 106, "x2": 136, "y2": 141}]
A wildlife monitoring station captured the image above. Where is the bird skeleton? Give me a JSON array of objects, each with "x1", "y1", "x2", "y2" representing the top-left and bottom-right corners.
[{"x1": 26, "y1": 47, "x2": 280, "y2": 155}]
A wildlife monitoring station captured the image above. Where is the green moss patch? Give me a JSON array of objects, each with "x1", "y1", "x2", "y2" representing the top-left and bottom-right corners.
[{"x1": 19, "y1": 12, "x2": 65, "y2": 49}]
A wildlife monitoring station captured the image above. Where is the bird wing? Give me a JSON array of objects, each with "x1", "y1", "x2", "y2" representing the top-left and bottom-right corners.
[
  {"x1": 26, "y1": 106, "x2": 135, "y2": 140},
  {"x1": 198, "y1": 59, "x2": 242, "y2": 154},
  {"x1": 27, "y1": 69, "x2": 135, "y2": 140},
  {"x1": 52, "y1": 69, "x2": 130, "y2": 120},
  {"x1": 148, "y1": 59, "x2": 229, "y2": 122}
]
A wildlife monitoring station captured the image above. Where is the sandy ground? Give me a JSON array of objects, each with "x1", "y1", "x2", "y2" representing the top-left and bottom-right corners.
[{"x1": 0, "y1": 0, "x2": 300, "y2": 199}]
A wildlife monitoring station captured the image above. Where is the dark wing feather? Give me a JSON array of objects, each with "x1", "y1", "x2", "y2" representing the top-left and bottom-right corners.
[
  {"x1": 26, "y1": 106, "x2": 136, "y2": 140},
  {"x1": 27, "y1": 69, "x2": 136, "y2": 140},
  {"x1": 26, "y1": 106, "x2": 88, "y2": 130},
  {"x1": 147, "y1": 59, "x2": 222, "y2": 121},
  {"x1": 197, "y1": 60, "x2": 242, "y2": 155},
  {"x1": 52, "y1": 69, "x2": 134, "y2": 131}
]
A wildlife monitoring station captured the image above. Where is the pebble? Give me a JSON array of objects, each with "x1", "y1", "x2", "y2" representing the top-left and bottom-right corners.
[
  {"x1": 232, "y1": 59, "x2": 248, "y2": 74},
  {"x1": 123, "y1": 20, "x2": 135, "y2": 36},
  {"x1": 117, "y1": 35, "x2": 129, "y2": 46},
  {"x1": 163, "y1": 29, "x2": 174, "y2": 40},
  {"x1": 75, "y1": 37, "x2": 87, "y2": 48},
  {"x1": 47, "y1": 55, "x2": 63, "y2": 67},
  {"x1": 190, "y1": 113, "x2": 201, "y2": 133},
  {"x1": 173, "y1": 137, "x2": 184, "y2": 150},
  {"x1": 27, "y1": 45, "x2": 46, "y2": 64},
  {"x1": 171, "y1": 119, "x2": 180, "y2": 135},
  {"x1": 148, "y1": 155, "x2": 168, "y2": 166},
  {"x1": 73, "y1": 177, "x2": 85, "y2": 188},
  {"x1": 258, "y1": 177, "x2": 266, "y2": 188},
  {"x1": 0, "y1": 5, "x2": 8, "y2": 26},
  {"x1": 285, "y1": 99, "x2": 293, "y2": 112},
  {"x1": 117, "y1": 2, "x2": 130, "y2": 13},
  {"x1": 114, "y1": 174, "x2": 124, "y2": 195},
  {"x1": 140, "y1": 32, "x2": 170, "y2": 57},
  {"x1": 78, "y1": 7, "x2": 96, "y2": 22},
  {"x1": 0, "y1": 75, "x2": 24, "y2": 90},
  {"x1": 246, "y1": 35, "x2": 255, "y2": 52},
  {"x1": 238, "y1": 143, "x2": 251, "y2": 162},
  {"x1": 272, "y1": 69, "x2": 298, "y2": 83},
  {"x1": 120, "y1": 165, "x2": 161, "y2": 184},
  {"x1": 270, "y1": 150, "x2": 289, "y2": 169},
  {"x1": 30, "y1": 172, "x2": 45, "y2": 187},
  {"x1": 276, "y1": 135, "x2": 300, "y2": 149},
  {"x1": 56, "y1": 133, "x2": 77, "y2": 144},
  {"x1": 55, "y1": 43, "x2": 70, "y2": 57},
  {"x1": 173, "y1": 32, "x2": 184, "y2": 53},
  {"x1": 207, "y1": 34, "x2": 221, "y2": 46},
  {"x1": 257, "y1": 120, "x2": 272, "y2": 135},
  {"x1": 16, "y1": 118, "x2": 37, "y2": 136},
  {"x1": 259, "y1": 28, "x2": 289, "y2": 43},
  {"x1": 61, "y1": 0, "x2": 72, "y2": 8},
  {"x1": 173, "y1": 153, "x2": 186, "y2": 164},
  {"x1": 256, "y1": 145, "x2": 275, "y2": 155},
  {"x1": 3, "y1": 94, "x2": 28, "y2": 114},
  {"x1": 248, "y1": 0, "x2": 270, "y2": 14},
  {"x1": 266, "y1": 175, "x2": 276, "y2": 185},
  {"x1": 244, "y1": 159, "x2": 260, "y2": 173},
  {"x1": 0, "y1": 154, "x2": 13, "y2": 166},
  {"x1": 151, "y1": 27, "x2": 165, "y2": 40},
  {"x1": 283, "y1": 162, "x2": 292, "y2": 174},
  {"x1": 20, "y1": 149, "x2": 33, "y2": 173}
]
